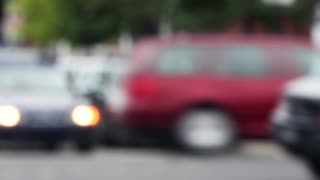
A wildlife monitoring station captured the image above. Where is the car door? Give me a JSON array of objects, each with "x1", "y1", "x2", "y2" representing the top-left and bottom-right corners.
[{"x1": 207, "y1": 46, "x2": 296, "y2": 137}]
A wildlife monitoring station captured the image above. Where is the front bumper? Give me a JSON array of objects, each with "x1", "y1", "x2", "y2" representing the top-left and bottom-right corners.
[
  {"x1": 0, "y1": 126, "x2": 99, "y2": 143},
  {"x1": 273, "y1": 119, "x2": 320, "y2": 158}
]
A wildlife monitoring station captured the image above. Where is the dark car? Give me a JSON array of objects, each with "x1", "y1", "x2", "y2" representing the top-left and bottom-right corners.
[
  {"x1": 106, "y1": 34, "x2": 313, "y2": 152},
  {"x1": 0, "y1": 67, "x2": 103, "y2": 151},
  {"x1": 272, "y1": 56, "x2": 320, "y2": 179}
]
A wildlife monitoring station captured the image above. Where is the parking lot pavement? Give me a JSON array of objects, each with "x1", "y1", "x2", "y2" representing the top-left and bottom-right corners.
[{"x1": 0, "y1": 141, "x2": 312, "y2": 180}]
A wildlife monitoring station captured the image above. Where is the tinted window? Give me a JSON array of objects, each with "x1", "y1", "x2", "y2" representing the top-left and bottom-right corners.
[
  {"x1": 211, "y1": 46, "x2": 315, "y2": 77},
  {"x1": 154, "y1": 46, "x2": 315, "y2": 77},
  {"x1": 156, "y1": 46, "x2": 268, "y2": 75},
  {"x1": 214, "y1": 47, "x2": 268, "y2": 76},
  {"x1": 157, "y1": 47, "x2": 202, "y2": 74},
  {"x1": 268, "y1": 48, "x2": 317, "y2": 76},
  {"x1": 306, "y1": 51, "x2": 320, "y2": 76},
  {"x1": 296, "y1": 49, "x2": 320, "y2": 74}
]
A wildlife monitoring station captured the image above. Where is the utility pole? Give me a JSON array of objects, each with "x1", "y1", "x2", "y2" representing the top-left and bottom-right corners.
[
  {"x1": 159, "y1": 0, "x2": 180, "y2": 38},
  {"x1": 312, "y1": 0, "x2": 320, "y2": 48}
]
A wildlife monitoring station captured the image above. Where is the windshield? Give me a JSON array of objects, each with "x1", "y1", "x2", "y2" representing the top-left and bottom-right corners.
[{"x1": 0, "y1": 69, "x2": 67, "y2": 93}]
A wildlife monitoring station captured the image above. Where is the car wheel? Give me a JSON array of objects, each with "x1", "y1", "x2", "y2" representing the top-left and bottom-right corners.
[
  {"x1": 175, "y1": 109, "x2": 235, "y2": 153},
  {"x1": 307, "y1": 159, "x2": 320, "y2": 180}
]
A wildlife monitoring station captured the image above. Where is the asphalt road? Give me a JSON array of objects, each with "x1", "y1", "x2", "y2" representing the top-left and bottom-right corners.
[{"x1": 0, "y1": 141, "x2": 312, "y2": 180}]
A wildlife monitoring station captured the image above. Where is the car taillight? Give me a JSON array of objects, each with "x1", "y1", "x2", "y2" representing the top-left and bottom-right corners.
[{"x1": 125, "y1": 76, "x2": 159, "y2": 101}]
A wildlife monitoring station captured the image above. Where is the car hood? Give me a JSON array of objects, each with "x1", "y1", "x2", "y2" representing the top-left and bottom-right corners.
[
  {"x1": 0, "y1": 93, "x2": 91, "y2": 128},
  {"x1": 286, "y1": 77, "x2": 320, "y2": 100},
  {"x1": 0, "y1": 93, "x2": 88, "y2": 109}
]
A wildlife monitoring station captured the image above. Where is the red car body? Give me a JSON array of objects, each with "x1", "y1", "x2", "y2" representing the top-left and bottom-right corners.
[{"x1": 109, "y1": 34, "x2": 312, "y2": 137}]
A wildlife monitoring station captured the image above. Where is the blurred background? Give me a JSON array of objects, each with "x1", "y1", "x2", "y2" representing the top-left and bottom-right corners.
[{"x1": 0, "y1": 0, "x2": 318, "y2": 180}]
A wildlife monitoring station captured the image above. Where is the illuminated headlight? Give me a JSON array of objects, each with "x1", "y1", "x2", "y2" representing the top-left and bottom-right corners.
[
  {"x1": 0, "y1": 105, "x2": 21, "y2": 127},
  {"x1": 71, "y1": 105, "x2": 100, "y2": 127}
]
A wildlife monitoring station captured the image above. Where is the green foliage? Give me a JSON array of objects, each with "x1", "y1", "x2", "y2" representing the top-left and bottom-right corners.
[
  {"x1": 59, "y1": 0, "x2": 119, "y2": 45},
  {"x1": 15, "y1": 0, "x2": 166, "y2": 46},
  {"x1": 173, "y1": 0, "x2": 312, "y2": 32},
  {"x1": 15, "y1": 0, "x2": 120, "y2": 46},
  {"x1": 14, "y1": 0, "x2": 313, "y2": 46},
  {"x1": 14, "y1": 0, "x2": 64, "y2": 45}
]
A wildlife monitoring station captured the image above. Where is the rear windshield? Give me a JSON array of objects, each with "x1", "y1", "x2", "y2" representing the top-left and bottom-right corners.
[{"x1": 151, "y1": 46, "x2": 316, "y2": 76}]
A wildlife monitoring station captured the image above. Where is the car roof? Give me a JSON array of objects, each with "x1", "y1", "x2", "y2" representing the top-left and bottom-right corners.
[{"x1": 135, "y1": 33, "x2": 310, "y2": 46}]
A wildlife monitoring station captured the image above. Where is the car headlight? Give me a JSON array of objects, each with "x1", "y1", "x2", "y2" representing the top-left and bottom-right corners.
[
  {"x1": 0, "y1": 105, "x2": 21, "y2": 127},
  {"x1": 71, "y1": 105, "x2": 100, "y2": 127}
]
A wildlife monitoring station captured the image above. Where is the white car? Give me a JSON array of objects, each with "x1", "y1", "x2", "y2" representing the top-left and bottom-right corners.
[{"x1": 273, "y1": 56, "x2": 320, "y2": 179}]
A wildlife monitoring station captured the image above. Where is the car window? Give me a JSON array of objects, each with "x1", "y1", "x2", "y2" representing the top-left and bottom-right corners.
[
  {"x1": 214, "y1": 47, "x2": 269, "y2": 76},
  {"x1": 153, "y1": 46, "x2": 314, "y2": 77},
  {"x1": 306, "y1": 52, "x2": 320, "y2": 76},
  {"x1": 296, "y1": 49, "x2": 320, "y2": 75},
  {"x1": 156, "y1": 47, "x2": 202, "y2": 74},
  {"x1": 267, "y1": 48, "x2": 316, "y2": 76}
]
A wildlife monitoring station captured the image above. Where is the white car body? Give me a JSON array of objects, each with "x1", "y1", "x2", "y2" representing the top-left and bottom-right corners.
[{"x1": 286, "y1": 77, "x2": 320, "y2": 100}]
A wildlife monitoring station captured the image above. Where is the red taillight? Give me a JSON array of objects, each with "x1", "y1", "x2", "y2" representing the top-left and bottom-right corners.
[{"x1": 125, "y1": 76, "x2": 159, "y2": 100}]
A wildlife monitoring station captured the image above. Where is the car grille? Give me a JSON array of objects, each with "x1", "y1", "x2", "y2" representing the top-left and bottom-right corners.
[
  {"x1": 20, "y1": 110, "x2": 71, "y2": 128},
  {"x1": 287, "y1": 97, "x2": 320, "y2": 117}
]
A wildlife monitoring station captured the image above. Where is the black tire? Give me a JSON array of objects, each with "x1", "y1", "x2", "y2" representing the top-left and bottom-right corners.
[
  {"x1": 307, "y1": 159, "x2": 320, "y2": 180},
  {"x1": 175, "y1": 109, "x2": 235, "y2": 154}
]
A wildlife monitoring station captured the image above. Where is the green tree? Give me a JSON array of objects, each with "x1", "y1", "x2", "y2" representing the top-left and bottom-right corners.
[
  {"x1": 14, "y1": 0, "x2": 313, "y2": 46},
  {"x1": 15, "y1": 0, "x2": 120, "y2": 46},
  {"x1": 14, "y1": 0, "x2": 65, "y2": 45},
  {"x1": 172, "y1": 0, "x2": 313, "y2": 33},
  {"x1": 15, "y1": 0, "x2": 166, "y2": 46}
]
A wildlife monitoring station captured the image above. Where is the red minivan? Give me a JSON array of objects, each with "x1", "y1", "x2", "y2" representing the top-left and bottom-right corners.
[{"x1": 106, "y1": 34, "x2": 313, "y2": 152}]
